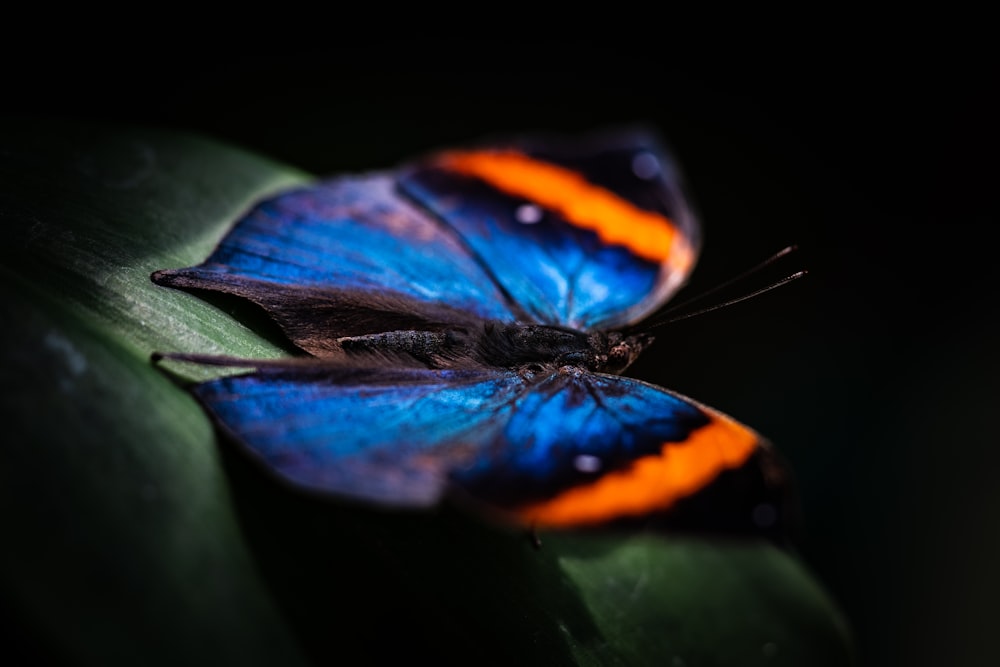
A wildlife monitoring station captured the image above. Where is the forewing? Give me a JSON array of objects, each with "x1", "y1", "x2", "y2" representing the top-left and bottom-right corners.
[
  {"x1": 190, "y1": 363, "x2": 782, "y2": 532},
  {"x1": 153, "y1": 176, "x2": 516, "y2": 354},
  {"x1": 398, "y1": 129, "x2": 700, "y2": 330},
  {"x1": 452, "y1": 371, "x2": 786, "y2": 533}
]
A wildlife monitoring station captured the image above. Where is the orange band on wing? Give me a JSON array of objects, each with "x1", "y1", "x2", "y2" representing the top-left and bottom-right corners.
[
  {"x1": 513, "y1": 414, "x2": 758, "y2": 527},
  {"x1": 438, "y1": 150, "x2": 693, "y2": 270}
]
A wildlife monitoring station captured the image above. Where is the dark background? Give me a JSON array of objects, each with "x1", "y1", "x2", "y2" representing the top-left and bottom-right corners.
[{"x1": 6, "y1": 27, "x2": 997, "y2": 665}]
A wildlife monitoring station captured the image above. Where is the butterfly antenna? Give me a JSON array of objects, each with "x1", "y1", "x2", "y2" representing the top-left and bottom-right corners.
[
  {"x1": 631, "y1": 246, "x2": 805, "y2": 331},
  {"x1": 665, "y1": 245, "x2": 797, "y2": 315},
  {"x1": 653, "y1": 270, "x2": 807, "y2": 326}
]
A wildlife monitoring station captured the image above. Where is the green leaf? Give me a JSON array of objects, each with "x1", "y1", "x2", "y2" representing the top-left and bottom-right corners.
[{"x1": 0, "y1": 120, "x2": 853, "y2": 666}]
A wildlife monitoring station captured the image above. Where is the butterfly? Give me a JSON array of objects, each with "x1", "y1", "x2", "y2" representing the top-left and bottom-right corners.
[{"x1": 152, "y1": 128, "x2": 791, "y2": 536}]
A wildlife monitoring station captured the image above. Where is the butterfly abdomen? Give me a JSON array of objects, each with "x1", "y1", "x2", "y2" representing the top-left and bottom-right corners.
[{"x1": 337, "y1": 329, "x2": 471, "y2": 365}]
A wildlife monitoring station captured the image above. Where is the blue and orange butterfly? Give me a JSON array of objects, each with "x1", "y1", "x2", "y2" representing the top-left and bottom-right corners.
[{"x1": 152, "y1": 129, "x2": 790, "y2": 535}]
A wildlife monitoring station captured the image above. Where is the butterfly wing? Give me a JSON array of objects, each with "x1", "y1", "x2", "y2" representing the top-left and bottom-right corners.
[
  {"x1": 153, "y1": 129, "x2": 781, "y2": 532},
  {"x1": 190, "y1": 364, "x2": 522, "y2": 506},
  {"x1": 155, "y1": 129, "x2": 700, "y2": 356},
  {"x1": 188, "y1": 363, "x2": 782, "y2": 531},
  {"x1": 398, "y1": 128, "x2": 700, "y2": 330},
  {"x1": 453, "y1": 370, "x2": 784, "y2": 532},
  {"x1": 153, "y1": 176, "x2": 517, "y2": 355}
]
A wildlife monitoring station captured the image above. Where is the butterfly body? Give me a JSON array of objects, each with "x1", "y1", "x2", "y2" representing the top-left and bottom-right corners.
[
  {"x1": 153, "y1": 129, "x2": 790, "y2": 535},
  {"x1": 335, "y1": 322, "x2": 650, "y2": 376}
]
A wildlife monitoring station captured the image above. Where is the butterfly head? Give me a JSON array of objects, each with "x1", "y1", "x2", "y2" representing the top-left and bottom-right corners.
[{"x1": 588, "y1": 330, "x2": 655, "y2": 375}]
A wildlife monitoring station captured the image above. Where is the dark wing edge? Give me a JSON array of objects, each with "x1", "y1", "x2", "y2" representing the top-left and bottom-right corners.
[{"x1": 152, "y1": 269, "x2": 486, "y2": 356}]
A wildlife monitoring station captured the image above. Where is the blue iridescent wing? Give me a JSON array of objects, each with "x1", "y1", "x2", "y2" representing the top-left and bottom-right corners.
[
  {"x1": 153, "y1": 176, "x2": 517, "y2": 355},
  {"x1": 398, "y1": 128, "x2": 700, "y2": 330},
  {"x1": 189, "y1": 363, "x2": 777, "y2": 529},
  {"x1": 192, "y1": 364, "x2": 521, "y2": 506},
  {"x1": 155, "y1": 129, "x2": 700, "y2": 352}
]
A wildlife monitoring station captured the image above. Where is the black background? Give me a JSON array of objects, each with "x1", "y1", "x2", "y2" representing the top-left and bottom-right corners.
[{"x1": 5, "y1": 25, "x2": 997, "y2": 666}]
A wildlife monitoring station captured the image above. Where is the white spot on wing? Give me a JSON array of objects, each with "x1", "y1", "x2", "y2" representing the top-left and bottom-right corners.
[
  {"x1": 573, "y1": 454, "x2": 602, "y2": 473},
  {"x1": 515, "y1": 203, "x2": 543, "y2": 224}
]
